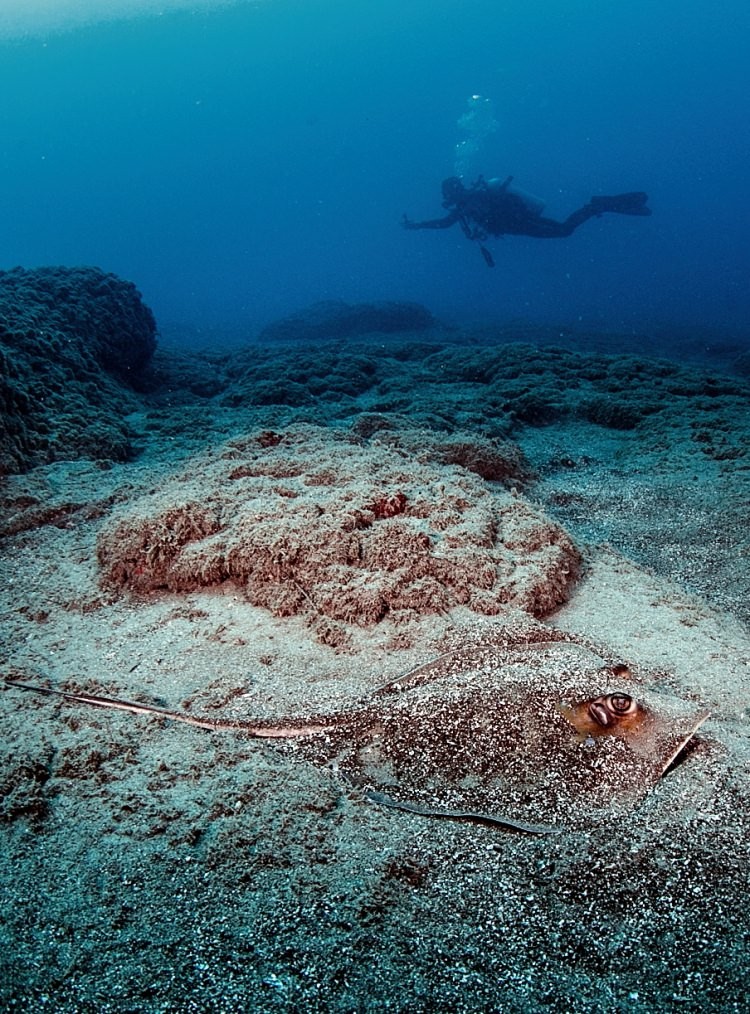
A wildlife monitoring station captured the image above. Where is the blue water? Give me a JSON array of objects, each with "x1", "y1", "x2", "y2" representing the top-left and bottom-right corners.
[{"x1": 1, "y1": 0, "x2": 748, "y2": 339}]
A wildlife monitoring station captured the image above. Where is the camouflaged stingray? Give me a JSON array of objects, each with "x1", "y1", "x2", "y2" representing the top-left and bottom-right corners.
[{"x1": 5, "y1": 636, "x2": 708, "y2": 835}]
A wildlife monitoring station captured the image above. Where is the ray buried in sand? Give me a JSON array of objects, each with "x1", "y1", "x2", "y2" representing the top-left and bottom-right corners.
[{"x1": 3, "y1": 636, "x2": 709, "y2": 836}]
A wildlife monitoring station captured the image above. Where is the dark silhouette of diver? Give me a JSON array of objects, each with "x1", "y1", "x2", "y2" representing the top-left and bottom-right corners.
[{"x1": 402, "y1": 175, "x2": 651, "y2": 267}]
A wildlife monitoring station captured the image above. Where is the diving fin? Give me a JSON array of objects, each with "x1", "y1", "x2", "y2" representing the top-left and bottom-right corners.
[{"x1": 590, "y1": 192, "x2": 651, "y2": 216}]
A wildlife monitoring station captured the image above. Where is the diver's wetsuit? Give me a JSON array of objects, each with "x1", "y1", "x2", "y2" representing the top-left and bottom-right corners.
[{"x1": 402, "y1": 175, "x2": 651, "y2": 264}]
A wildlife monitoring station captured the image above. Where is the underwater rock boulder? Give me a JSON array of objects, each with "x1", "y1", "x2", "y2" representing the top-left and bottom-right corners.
[
  {"x1": 257, "y1": 299, "x2": 436, "y2": 343},
  {"x1": 0, "y1": 265, "x2": 156, "y2": 378},
  {"x1": 97, "y1": 425, "x2": 580, "y2": 646},
  {"x1": 0, "y1": 265, "x2": 157, "y2": 475},
  {"x1": 733, "y1": 350, "x2": 750, "y2": 378}
]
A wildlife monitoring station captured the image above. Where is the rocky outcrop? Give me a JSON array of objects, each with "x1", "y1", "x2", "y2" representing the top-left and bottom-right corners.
[
  {"x1": 0, "y1": 266, "x2": 157, "y2": 474},
  {"x1": 257, "y1": 299, "x2": 436, "y2": 343}
]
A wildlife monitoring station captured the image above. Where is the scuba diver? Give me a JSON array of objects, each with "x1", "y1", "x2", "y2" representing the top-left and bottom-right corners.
[{"x1": 402, "y1": 175, "x2": 651, "y2": 267}]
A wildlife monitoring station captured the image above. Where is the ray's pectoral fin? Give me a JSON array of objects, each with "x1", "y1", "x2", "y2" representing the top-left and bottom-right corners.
[
  {"x1": 364, "y1": 789, "x2": 564, "y2": 836},
  {"x1": 654, "y1": 711, "x2": 711, "y2": 776}
]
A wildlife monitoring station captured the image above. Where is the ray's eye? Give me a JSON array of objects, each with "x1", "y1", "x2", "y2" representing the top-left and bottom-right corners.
[
  {"x1": 608, "y1": 693, "x2": 636, "y2": 715},
  {"x1": 587, "y1": 693, "x2": 639, "y2": 727}
]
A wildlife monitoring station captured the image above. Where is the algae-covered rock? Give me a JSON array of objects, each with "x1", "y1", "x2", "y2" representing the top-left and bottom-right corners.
[
  {"x1": 97, "y1": 425, "x2": 579, "y2": 646},
  {"x1": 257, "y1": 299, "x2": 436, "y2": 343},
  {"x1": 0, "y1": 265, "x2": 157, "y2": 475}
]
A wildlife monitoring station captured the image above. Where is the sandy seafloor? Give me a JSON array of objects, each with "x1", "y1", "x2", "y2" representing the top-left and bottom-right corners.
[{"x1": 2, "y1": 324, "x2": 750, "y2": 1013}]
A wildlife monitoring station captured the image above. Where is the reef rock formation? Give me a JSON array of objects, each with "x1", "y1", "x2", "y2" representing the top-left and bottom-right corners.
[
  {"x1": 97, "y1": 425, "x2": 579, "y2": 646},
  {"x1": 0, "y1": 266, "x2": 157, "y2": 475},
  {"x1": 257, "y1": 299, "x2": 436, "y2": 343}
]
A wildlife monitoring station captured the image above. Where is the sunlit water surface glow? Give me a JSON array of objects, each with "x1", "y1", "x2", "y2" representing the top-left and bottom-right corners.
[{"x1": 0, "y1": 0, "x2": 253, "y2": 39}]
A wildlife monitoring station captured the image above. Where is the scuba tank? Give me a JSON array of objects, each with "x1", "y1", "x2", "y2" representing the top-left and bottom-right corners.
[{"x1": 487, "y1": 176, "x2": 546, "y2": 216}]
